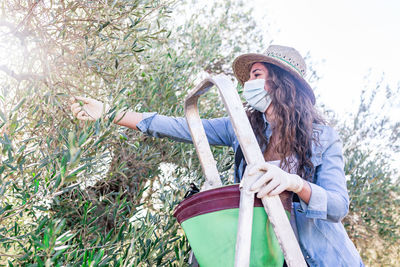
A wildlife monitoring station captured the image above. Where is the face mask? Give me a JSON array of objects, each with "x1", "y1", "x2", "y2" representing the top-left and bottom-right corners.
[{"x1": 243, "y1": 79, "x2": 271, "y2": 113}]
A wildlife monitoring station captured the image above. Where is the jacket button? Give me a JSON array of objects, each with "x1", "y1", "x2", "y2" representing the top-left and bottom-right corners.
[{"x1": 306, "y1": 255, "x2": 310, "y2": 259}]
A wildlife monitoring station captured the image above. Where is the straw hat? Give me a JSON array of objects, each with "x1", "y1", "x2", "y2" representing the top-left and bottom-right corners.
[{"x1": 232, "y1": 45, "x2": 315, "y2": 105}]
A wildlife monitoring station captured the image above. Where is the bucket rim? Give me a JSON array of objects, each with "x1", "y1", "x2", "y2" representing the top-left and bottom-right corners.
[{"x1": 173, "y1": 184, "x2": 264, "y2": 224}]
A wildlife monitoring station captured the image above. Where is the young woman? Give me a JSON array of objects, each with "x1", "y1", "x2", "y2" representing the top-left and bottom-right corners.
[{"x1": 71, "y1": 45, "x2": 364, "y2": 266}]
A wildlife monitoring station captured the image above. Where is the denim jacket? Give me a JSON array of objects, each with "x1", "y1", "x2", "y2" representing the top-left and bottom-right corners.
[{"x1": 137, "y1": 113, "x2": 364, "y2": 267}]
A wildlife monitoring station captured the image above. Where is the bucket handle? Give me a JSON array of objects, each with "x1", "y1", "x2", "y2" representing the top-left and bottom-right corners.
[{"x1": 184, "y1": 74, "x2": 307, "y2": 267}]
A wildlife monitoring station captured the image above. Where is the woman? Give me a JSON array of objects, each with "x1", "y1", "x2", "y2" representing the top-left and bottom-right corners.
[{"x1": 71, "y1": 45, "x2": 364, "y2": 266}]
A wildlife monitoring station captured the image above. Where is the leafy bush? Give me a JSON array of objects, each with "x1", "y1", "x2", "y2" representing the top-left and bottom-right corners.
[
  {"x1": 0, "y1": 0, "x2": 398, "y2": 266},
  {"x1": 340, "y1": 81, "x2": 400, "y2": 265},
  {"x1": 0, "y1": 0, "x2": 263, "y2": 265}
]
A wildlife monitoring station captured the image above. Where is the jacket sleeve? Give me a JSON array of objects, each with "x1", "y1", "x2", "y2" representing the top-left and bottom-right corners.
[
  {"x1": 299, "y1": 126, "x2": 349, "y2": 222},
  {"x1": 136, "y1": 112, "x2": 235, "y2": 147}
]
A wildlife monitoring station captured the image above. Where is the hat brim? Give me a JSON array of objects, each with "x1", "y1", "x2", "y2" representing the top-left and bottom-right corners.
[{"x1": 232, "y1": 53, "x2": 315, "y2": 105}]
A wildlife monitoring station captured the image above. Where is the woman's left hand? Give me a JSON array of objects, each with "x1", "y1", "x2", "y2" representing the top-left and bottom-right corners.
[{"x1": 248, "y1": 162, "x2": 305, "y2": 198}]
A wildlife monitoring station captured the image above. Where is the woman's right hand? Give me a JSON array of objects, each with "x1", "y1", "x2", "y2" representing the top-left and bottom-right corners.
[{"x1": 70, "y1": 96, "x2": 109, "y2": 121}]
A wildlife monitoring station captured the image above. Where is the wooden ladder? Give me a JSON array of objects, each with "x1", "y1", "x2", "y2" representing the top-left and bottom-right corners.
[{"x1": 184, "y1": 75, "x2": 307, "y2": 267}]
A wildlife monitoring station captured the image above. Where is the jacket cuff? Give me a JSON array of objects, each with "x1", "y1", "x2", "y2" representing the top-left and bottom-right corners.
[
  {"x1": 299, "y1": 182, "x2": 327, "y2": 219},
  {"x1": 136, "y1": 112, "x2": 157, "y2": 133}
]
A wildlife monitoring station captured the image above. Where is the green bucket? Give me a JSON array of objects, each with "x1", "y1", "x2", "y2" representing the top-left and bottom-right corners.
[{"x1": 174, "y1": 184, "x2": 288, "y2": 267}]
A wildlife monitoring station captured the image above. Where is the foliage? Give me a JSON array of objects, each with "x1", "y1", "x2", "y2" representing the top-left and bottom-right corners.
[
  {"x1": 340, "y1": 80, "x2": 400, "y2": 266},
  {"x1": 0, "y1": 0, "x2": 399, "y2": 266},
  {"x1": 0, "y1": 0, "x2": 264, "y2": 265}
]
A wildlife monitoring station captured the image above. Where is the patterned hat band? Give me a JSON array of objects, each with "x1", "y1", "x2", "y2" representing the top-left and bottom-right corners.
[{"x1": 266, "y1": 52, "x2": 305, "y2": 77}]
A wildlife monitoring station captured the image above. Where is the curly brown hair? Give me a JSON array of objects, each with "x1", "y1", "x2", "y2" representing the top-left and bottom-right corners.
[{"x1": 246, "y1": 63, "x2": 325, "y2": 181}]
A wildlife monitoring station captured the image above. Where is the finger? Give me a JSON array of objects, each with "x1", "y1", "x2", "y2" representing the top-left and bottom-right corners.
[
  {"x1": 257, "y1": 178, "x2": 280, "y2": 198},
  {"x1": 79, "y1": 115, "x2": 93, "y2": 121},
  {"x1": 72, "y1": 107, "x2": 83, "y2": 117},
  {"x1": 250, "y1": 171, "x2": 273, "y2": 191},
  {"x1": 71, "y1": 103, "x2": 82, "y2": 112},
  {"x1": 71, "y1": 102, "x2": 80, "y2": 109},
  {"x1": 71, "y1": 103, "x2": 81, "y2": 113},
  {"x1": 77, "y1": 110, "x2": 91, "y2": 121},
  {"x1": 76, "y1": 110, "x2": 86, "y2": 120},
  {"x1": 248, "y1": 162, "x2": 272, "y2": 176},
  {"x1": 268, "y1": 184, "x2": 286, "y2": 196}
]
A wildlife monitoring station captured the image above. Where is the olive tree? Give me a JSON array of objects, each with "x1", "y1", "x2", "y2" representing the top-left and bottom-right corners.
[
  {"x1": 339, "y1": 79, "x2": 400, "y2": 266},
  {"x1": 0, "y1": 0, "x2": 265, "y2": 265}
]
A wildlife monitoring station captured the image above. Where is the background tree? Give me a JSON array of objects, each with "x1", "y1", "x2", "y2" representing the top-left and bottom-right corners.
[
  {"x1": 339, "y1": 79, "x2": 400, "y2": 266},
  {"x1": 0, "y1": 0, "x2": 264, "y2": 265}
]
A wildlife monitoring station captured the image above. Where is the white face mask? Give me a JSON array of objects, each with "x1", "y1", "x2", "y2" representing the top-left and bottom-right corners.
[{"x1": 243, "y1": 79, "x2": 271, "y2": 113}]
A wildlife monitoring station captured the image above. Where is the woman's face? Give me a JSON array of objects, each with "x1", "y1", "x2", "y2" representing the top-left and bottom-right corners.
[{"x1": 249, "y1": 62, "x2": 270, "y2": 92}]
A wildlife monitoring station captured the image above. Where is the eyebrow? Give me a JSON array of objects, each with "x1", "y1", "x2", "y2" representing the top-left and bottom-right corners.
[{"x1": 252, "y1": 68, "x2": 262, "y2": 73}]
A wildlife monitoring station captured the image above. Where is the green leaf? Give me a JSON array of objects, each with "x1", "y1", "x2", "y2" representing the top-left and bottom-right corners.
[
  {"x1": 0, "y1": 204, "x2": 12, "y2": 215},
  {"x1": 12, "y1": 98, "x2": 26, "y2": 112},
  {"x1": 123, "y1": 31, "x2": 133, "y2": 41},
  {"x1": 54, "y1": 219, "x2": 66, "y2": 235},
  {"x1": 98, "y1": 21, "x2": 110, "y2": 32},
  {"x1": 54, "y1": 244, "x2": 70, "y2": 251},
  {"x1": 43, "y1": 230, "x2": 49, "y2": 248},
  {"x1": 0, "y1": 110, "x2": 6, "y2": 122},
  {"x1": 33, "y1": 206, "x2": 48, "y2": 211},
  {"x1": 70, "y1": 148, "x2": 81, "y2": 164},
  {"x1": 93, "y1": 248, "x2": 104, "y2": 265},
  {"x1": 54, "y1": 174, "x2": 62, "y2": 189},
  {"x1": 61, "y1": 154, "x2": 68, "y2": 167},
  {"x1": 56, "y1": 230, "x2": 75, "y2": 244},
  {"x1": 64, "y1": 164, "x2": 88, "y2": 182}
]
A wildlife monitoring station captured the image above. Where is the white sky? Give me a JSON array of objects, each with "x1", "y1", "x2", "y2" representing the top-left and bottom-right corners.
[{"x1": 252, "y1": 0, "x2": 400, "y2": 117}]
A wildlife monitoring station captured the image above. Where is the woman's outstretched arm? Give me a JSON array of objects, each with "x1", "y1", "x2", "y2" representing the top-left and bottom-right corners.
[{"x1": 70, "y1": 96, "x2": 143, "y2": 130}]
